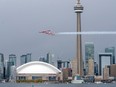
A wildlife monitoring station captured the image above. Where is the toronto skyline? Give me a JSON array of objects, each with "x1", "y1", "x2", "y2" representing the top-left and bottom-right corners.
[{"x1": 0, "y1": 0, "x2": 116, "y2": 64}]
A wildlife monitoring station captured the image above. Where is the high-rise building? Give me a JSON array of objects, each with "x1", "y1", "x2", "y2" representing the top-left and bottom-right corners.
[
  {"x1": 10, "y1": 66, "x2": 16, "y2": 81},
  {"x1": 99, "y1": 53, "x2": 112, "y2": 77},
  {"x1": 26, "y1": 53, "x2": 31, "y2": 63},
  {"x1": 39, "y1": 57, "x2": 46, "y2": 62},
  {"x1": 88, "y1": 58, "x2": 94, "y2": 75},
  {"x1": 57, "y1": 60, "x2": 72, "y2": 81},
  {"x1": 62, "y1": 61, "x2": 70, "y2": 69},
  {"x1": 46, "y1": 53, "x2": 53, "y2": 65},
  {"x1": 57, "y1": 60, "x2": 62, "y2": 69},
  {"x1": 71, "y1": 58, "x2": 77, "y2": 76},
  {"x1": 20, "y1": 53, "x2": 31, "y2": 65},
  {"x1": 6, "y1": 61, "x2": 12, "y2": 79},
  {"x1": 57, "y1": 60, "x2": 70, "y2": 70},
  {"x1": 9, "y1": 54, "x2": 16, "y2": 66},
  {"x1": 105, "y1": 47, "x2": 115, "y2": 64},
  {"x1": 4, "y1": 60, "x2": 8, "y2": 79},
  {"x1": 94, "y1": 62, "x2": 98, "y2": 75},
  {"x1": 20, "y1": 55, "x2": 27, "y2": 65},
  {"x1": 0, "y1": 53, "x2": 4, "y2": 80},
  {"x1": 6, "y1": 54, "x2": 17, "y2": 80},
  {"x1": 110, "y1": 64, "x2": 116, "y2": 77},
  {"x1": 0, "y1": 53, "x2": 4, "y2": 62},
  {"x1": 103, "y1": 66, "x2": 109, "y2": 80},
  {"x1": 85, "y1": 42, "x2": 94, "y2": 75}
]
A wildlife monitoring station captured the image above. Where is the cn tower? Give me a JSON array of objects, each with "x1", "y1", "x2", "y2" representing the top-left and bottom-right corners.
[{"x1": 74, "y1": 0, "x2": 84, "y2": 76}]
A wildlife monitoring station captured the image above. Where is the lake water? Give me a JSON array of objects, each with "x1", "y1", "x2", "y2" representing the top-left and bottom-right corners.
[{"x1": 0, "y1": 83, "x2": 116, "y2": 87}]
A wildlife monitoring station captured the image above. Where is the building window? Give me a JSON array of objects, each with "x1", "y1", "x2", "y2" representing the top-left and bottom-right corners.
[
  {"x1": 48, "y1": 76, "x2": 56, "y2": 81},
  {"x1": 32, "y1": 76, "x2": 42, "y2": 80},
  {"x1": 18, "y1": 76, "x2": 26, "y2": 80}
]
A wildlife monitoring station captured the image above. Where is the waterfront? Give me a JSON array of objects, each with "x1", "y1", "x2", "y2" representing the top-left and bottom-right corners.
[{"x1": 0, "y1": 83, "x2": 116, "y2": 87}]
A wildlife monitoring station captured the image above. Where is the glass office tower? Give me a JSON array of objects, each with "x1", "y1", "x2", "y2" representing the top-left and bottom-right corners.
[
  {"x1": 0, "y1": 53, "x2": 4, "y2": 80},
  {"x1": 20, "y1": 53, "x2": 31, "y2": 65},
  {"x1": 99, "y1": 53, "x2": 112, "y2": 76},
  {"x1": 105, "y1": 47, "x2": 115, "y2": 64},
  {"x1": 46, "y1": 53, "x2": 54, "y2": 65},
  {"x1": 85, "y1": 42, "x2": 94, "y2": 75},
  {"x1": 9, "y1": 54, "x2": 16, "y2": 66}
]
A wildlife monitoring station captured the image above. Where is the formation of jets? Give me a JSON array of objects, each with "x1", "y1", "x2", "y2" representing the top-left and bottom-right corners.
[{"x1": 39, "y1": 30, "x2": 55, "y2": 35}]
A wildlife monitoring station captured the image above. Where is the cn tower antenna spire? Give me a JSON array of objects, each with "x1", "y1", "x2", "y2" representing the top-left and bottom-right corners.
[{"x1": 77, "y1": 0, "x2": 80, "y2": 4}]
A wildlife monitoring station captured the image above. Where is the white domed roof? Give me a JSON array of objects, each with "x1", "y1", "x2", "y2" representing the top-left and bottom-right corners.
[{"x1": 17, "y1": 61, "x2": 61, "y2": 74}]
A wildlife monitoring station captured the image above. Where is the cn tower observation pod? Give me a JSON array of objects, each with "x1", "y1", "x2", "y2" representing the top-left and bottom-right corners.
[{"x1": 16, "y1": 61, "x2": 62, "y2": 81}]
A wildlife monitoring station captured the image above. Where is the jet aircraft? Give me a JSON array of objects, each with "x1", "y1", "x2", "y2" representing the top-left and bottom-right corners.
[{"x1": 39, "y1": 30, "x2": 55, "y2": 35}]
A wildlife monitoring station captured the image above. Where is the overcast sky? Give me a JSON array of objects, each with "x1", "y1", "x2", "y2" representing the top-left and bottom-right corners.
[{"x1": 0, "y1": 0, "x2": 116, "y2": 65}]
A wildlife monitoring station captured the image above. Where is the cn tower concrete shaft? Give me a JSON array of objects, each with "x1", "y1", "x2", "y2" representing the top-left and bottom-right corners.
[{"x1": 77, "y1": 13, "x2": 83, "y2": 76}]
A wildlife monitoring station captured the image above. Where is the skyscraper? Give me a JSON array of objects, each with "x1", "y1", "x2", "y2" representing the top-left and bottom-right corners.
[
  {"x1": 62, "y1": 61, "x2": 70, "y2": 69},
  {"x1": 9, "y1": 54, "x2": 16, "y2": 66},
  {"x1": 0, "y1": 53, "x2": 4, "y2": 80},
  {"x1": 7, "y1": 61, "x2": 13, "y2": 79},
  {"x1": 39, "y1": 57, "x2": 46, "y2": 62},
  {"x1": 26, "y1": 53, "x2": 31, "y2": 63},
  {"x1": 20, "y1": 53, "x2": 31, "y2": 65},
  {"x1": 74, "y1": 0, "x2": 84, "y2": 76},
  {"x1": 94, "y1": 62, "x2": 98, "y2": 75},
  {"x1": 20, "y1": 55, "x2": 27, "y2": 65},
  {"x1": 103, "y1": 66, "x2": 109, "y2": 80},
  {"x1": 46, "y1": 53, "x2": 54, "y2": 65},
  {"x1": 105, "y1": 47, "x2": 115, "y2": 64},
  {"x1": 4, "y1": 60, "x2": 8, "y2": 79},
  {"x1": 88, "y1": 58, "x2": 94, "y2": 75},
  {"x1": 57, "y1": 60, "x2": 70, "y2": 70},
  {"x1": 10, "y1": 66, "x2": 16, "y2": 81},
  {"x1": 57, "y1": 60, "x2": 62, "y2": 69},
  {"x1": 99, "y1": 53, "x2": 112, "y2": 76},
  {"x1": 85, "y1": 42, "x2": 94, "y2": 75},
  {"x1": 6, "y1": 54, "x2": 17, "y2": 79}
]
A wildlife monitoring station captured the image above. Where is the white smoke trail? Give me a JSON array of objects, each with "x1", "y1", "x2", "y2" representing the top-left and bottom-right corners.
[{"x1": 56, "y1": 31, "x2": 116, "y2": 35}]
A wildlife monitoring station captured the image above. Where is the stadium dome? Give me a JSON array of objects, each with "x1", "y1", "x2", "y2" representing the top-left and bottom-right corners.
[
  {"x1": 17, "y1": 61, "x2": 61, "y2": 74},
  {"x1": 16, "y1": 61, "x2": 62, "y2": 81}
]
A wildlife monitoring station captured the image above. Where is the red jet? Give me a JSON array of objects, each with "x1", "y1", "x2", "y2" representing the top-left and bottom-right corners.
[{"x1": 39, "y1": 30, "x2": 55, "y2": 35}]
